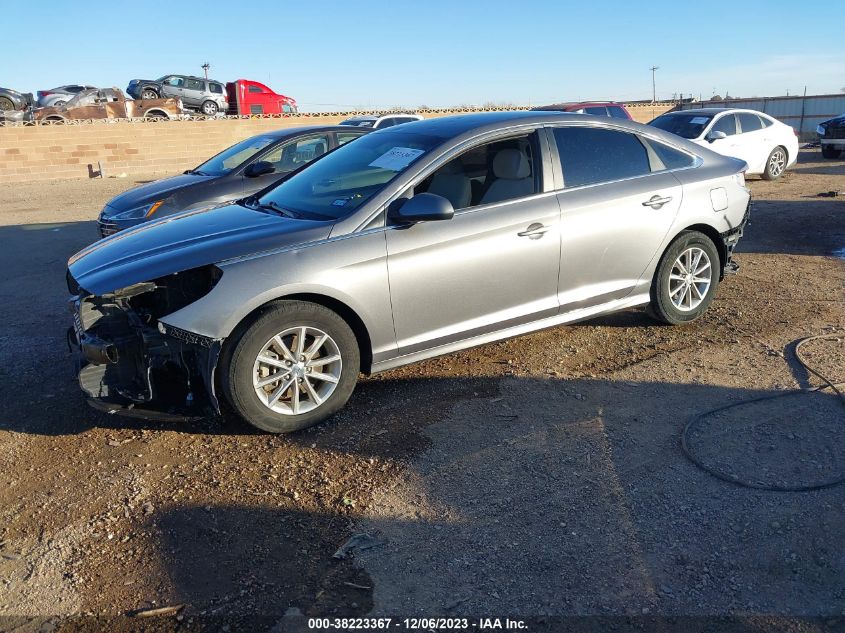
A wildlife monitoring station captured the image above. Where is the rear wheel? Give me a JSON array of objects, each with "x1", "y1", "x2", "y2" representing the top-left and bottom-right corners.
[
  {"x1": 821, "y1": 145, "x2": 841, "y2": 159},
  {"x1": 649, "y1": 231, "x2": 720, "y2": 325},
  {"x1": 201, "y1": 100, "x2": 219, "y2": 116},
  {"x1": 0, "y1": 96, "x2": 14, "y2": 111},
  {"x1": 141, "y1": 88, "x2": 158, "y2": 100},
  {"x1": 761, "y1": 146, "x2": 787, "y2": 180},
  {"x1": 222, "y1": 301, "x2": 360, "y2": 433}
]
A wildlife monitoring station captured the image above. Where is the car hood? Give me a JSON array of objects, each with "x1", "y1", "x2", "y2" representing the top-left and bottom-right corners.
[
  {"x1": 822, "y1": 114, "x2": 845, "y2": 127},
  {"x1": 104, "y1": 173, "x2": 215, "y2": 212},
  {"x1": 68, "y1": 203, "x2": 333, "y2": 296}
]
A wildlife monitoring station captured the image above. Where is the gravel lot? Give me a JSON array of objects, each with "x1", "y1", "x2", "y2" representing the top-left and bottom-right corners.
[{"x1": 0, "y1": 150, "x2": 843, "y2": 631}]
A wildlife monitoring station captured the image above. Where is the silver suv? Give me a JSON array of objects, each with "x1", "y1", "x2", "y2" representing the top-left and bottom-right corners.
[
  {"x1": 126, "y1": 75, "x2": 227, "y2": 115},
  {"x1": 67, "y1": 112, "x2": 750, "y2": 433}
]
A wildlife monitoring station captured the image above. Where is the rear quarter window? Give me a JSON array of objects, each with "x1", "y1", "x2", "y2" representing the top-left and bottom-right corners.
[
  {"x1": 648, "y1": 140, "x2": 696, "y2": 170},
  {"x1": 209, "y1": 83, "x2": 224, "y2": 94}
]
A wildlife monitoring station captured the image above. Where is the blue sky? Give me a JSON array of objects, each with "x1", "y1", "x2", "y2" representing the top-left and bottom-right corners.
[{"x1": 3, "y1": 0, "x2": 842, "y2": 111}]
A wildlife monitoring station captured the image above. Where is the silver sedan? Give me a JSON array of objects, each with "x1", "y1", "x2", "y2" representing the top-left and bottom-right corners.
[{"x1": 67, "y1": 111, "x2": 751, "y2": 433}]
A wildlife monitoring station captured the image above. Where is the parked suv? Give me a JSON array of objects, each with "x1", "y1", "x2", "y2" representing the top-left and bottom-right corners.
[
  {"x1": 127, "y1": 75, "x2": 227, "y2": 115},
  {"x1": 817, "y1": 113, "x2": 845, "y2": 159},
  {"x1": 533, "y1": 101, "x2": 632, "y2": 119}
]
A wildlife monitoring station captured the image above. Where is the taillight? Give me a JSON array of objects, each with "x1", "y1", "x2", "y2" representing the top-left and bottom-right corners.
[
  {"x1": 793, "y1": 128, "x2": 799, "y2": 136},
  {"x1": 38, "y1": 91, "x2": 53, "y2": 98}
]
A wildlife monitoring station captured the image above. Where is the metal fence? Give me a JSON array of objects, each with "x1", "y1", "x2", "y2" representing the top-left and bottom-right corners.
[{"x1": 675, "y1": 93, "x2": 845, "y2": 141}]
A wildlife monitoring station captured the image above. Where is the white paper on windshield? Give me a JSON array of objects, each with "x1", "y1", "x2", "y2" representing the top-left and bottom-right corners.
[
  {"x1": 690, "y1": 117, "x2": 709, "y2": 125},
  {"x1": 368, "y1": 147, "x2": 425, "y2": 171}
]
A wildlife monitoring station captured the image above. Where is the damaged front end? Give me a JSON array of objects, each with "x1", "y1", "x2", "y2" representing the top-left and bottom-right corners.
[{"x1": 67, "y1": 266, "x2": 224, "y2": 420}]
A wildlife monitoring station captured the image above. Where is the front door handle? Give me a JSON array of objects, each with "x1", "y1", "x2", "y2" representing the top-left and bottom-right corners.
[
  {"x1": 642, "y1": 195, "x2": 673, "y2": 209},
  {"x1": 517, "y1": 223, "x2": 548, "y2": 239}
]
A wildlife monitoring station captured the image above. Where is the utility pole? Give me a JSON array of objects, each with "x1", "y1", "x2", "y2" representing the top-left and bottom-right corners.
[
  {"x1": 202, "y1": 62, "x2": 210, "y2": 80},
  {"x1": 650, "y1": 66, "x2": 659, "y2": 102}
]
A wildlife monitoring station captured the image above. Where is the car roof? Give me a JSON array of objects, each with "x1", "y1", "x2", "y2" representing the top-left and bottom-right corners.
[
  {"x1": 534, "y1": 101, "x2": 625, "y2": 111},
  {"x1": 660, "y1": 107, "x2": 768, "y2": 116},
  {"x1": 382, "y1": 110, "x2": 579, "y2": 139},
  {"x1": 255, "y1": 125, "x2": 372, "y2": 140}
]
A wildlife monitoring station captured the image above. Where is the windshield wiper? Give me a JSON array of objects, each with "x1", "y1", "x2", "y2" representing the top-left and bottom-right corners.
[{"x1": 242, "y1": 197, "x2": 334, "y2": 221}]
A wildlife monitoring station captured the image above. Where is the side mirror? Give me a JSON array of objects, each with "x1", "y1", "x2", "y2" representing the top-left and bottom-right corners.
[
  {"x1": 388, "y1": 193, "x2": 454, "y2": 224},
  {"x1": 707, "y1": 130, "x2": 727, "y2": 143},
  {"x1": 244, "y1": 161, "x2": 275, "y2": 178}
]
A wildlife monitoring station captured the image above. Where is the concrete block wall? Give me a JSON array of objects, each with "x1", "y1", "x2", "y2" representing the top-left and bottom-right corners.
[{"x1": 0, "y1": 104, "x2": 674, "y2": 183}]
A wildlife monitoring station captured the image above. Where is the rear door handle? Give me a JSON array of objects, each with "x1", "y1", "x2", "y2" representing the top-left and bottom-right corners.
[
  {"x1": 517, "y1": 223, "x2": 548, "y2": 239},
  {"x1": 642, "y1": 195, "x2": 672, "y2": 209}
]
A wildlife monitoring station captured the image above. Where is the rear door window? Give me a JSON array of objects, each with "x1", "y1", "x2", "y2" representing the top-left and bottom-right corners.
[
  {"x1": 737, "y1": 113, "x2": 763, "y2": 133},
  {"x1": 584, "y1": 106, "x2": 609, "y2": 116},
  {"x1": 607, "y1": 105, "x2": 629, "y2": 119},
  {"x1": 337, "y1": 132, "x2": 365, "y2": 146},
  {"x1": 552, "y1": 126, "x2": 652, "y2": 188},
  {"x1": 184, "y1": 78, "x2": 204, "y2": 92},
  {"x1": 261, "y1": 134, "x2": 332, "y2": 172}
]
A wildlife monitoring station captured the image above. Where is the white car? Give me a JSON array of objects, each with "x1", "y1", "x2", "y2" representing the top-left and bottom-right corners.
[
  {"x1": 339, "y1": 113, "x2": 423, "y2": 129},
  {"x1": 649, "y1": 108, "x2": 798, "y2": 180}
]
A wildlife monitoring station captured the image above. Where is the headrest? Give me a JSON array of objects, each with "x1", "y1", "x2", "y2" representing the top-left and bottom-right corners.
[{"x1": 493, "y1": 148, "x2": 530, "y2": 179}]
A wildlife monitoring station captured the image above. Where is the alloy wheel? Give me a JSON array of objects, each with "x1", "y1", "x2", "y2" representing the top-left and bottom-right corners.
[
  {"x1": 768, "y1": 149, "x2": 786, "y2": 177},
  {"x1": 668, "y1": 247, "x2": 712, "y2": 311},
  {"x1": 252, "y1": 326, "x2": 342, "y2": 415}
]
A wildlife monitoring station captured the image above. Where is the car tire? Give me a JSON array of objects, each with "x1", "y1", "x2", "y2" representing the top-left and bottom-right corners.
[
  {"x1": 141, "y1": 88, "x2": 159, "y2": 100},
  {"x1": 53, "y1": 100, "x2": 66, "y2": 107},
  {"x1": 761, "y1": 146, "x2": 787, "y2": 180},
  {"x1": 649, "y1": 231, "x2": 720, "y2": 325},
  {"x1": 201, "y1": 100, "x2": 219, "y2": 116},
  {"x1": 0, "y1": 96, "x2": 14, "y2": 111},
  {"x1": 222, "y1": 300, "x2": 360, "y2": 433},
  {"x1": 821, "y1": 146, "x2": 841, "y2": 159}
]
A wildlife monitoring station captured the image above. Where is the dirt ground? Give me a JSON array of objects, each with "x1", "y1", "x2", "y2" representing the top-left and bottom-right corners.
[{"x1": 0, "y1": 150, "x2": 843, "y2": 632}]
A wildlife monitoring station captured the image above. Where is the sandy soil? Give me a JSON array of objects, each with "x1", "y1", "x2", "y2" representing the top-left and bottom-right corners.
[{"x1": 0, "y1": 150, "x2": 842, "y2": 631}]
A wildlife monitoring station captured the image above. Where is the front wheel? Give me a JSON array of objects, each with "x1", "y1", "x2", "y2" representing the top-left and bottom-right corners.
[
  {"x1": 821, "y1": 145, "x2": 841, "y2": 159},
  {"x1": 201, "y1": 100, "x2": 219, "y2": 116},
  {"x1": 649, "y1": 231, "x2": 720, "y2": 325},
  {"x1": 761, "y1": 146, "x2": 787, "y2": 180},
  {"x1": 0, "y1": 96, "x2": 14, "y2": 111},
  {"x1": 222, "y1": 301, "x2": 360, "y2": 433}
]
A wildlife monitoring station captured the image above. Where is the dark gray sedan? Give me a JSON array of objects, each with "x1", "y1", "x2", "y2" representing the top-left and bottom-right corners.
[{"x1": 97, "y1": 125, "x2": 370, "y2": 237}]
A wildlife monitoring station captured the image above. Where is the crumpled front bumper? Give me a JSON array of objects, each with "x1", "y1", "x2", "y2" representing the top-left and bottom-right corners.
[{"x1": 67, "y1": 292, "x2": 222, "y2": 420}]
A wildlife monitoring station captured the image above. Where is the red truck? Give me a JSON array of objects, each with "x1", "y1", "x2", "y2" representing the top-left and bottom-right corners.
[{"x1": 226, "y1": 79, "x2": 297, "y2": 115}]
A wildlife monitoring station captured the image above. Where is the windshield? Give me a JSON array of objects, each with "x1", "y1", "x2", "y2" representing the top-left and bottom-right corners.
[
  {"x1": 649, "y1": 113, "x2": 714, "y2": 139},
  {"x1": 257, "y1": 130, "x2": 442, "y2": 220},
  {"x1": 194, "y1": 135, "x2": 278, "y2": 176}
]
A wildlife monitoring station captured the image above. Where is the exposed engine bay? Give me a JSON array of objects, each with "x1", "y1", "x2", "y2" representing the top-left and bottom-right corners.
[{"x1": 67, "y1": 265, "x2": 223, "y2": 418}]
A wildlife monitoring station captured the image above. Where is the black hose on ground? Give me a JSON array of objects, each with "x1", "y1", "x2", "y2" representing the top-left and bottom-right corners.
[{"x1": 681, "y1": 333, "x2": 845, "y2": 492}]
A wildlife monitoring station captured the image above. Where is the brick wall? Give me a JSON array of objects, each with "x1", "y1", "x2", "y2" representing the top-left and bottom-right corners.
[{"x1": 0, "y1": 105, "x2": 674, "y2": 183}]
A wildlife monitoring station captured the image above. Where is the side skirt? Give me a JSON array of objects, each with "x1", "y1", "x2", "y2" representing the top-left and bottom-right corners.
[{"x1": 371, "y1": 292, "x2": 651, "y2": 374}]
